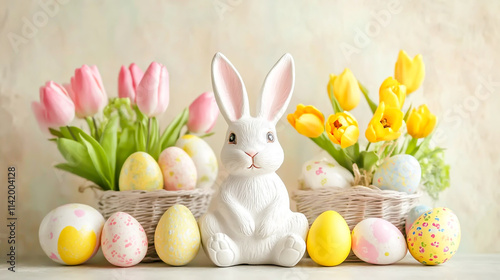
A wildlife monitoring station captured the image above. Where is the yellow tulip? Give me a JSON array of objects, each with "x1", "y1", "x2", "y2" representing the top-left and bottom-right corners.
[
  {"x1": 326, "y1": 112, "x2": 359, "y2": 148},
  {"x1": 327, "y1": 68, "x2": 361, "y2": 111},
  {"x1": 379, "y1": 77, "x2": 406, "y2": 109},
  {"x1": 407, "y1": 104, "x2": 437, "y2": 139},
  {"x1": 287, "y1": 104, "x2": 325, "y2": 138},
  {"x1": 365, "y1": 102, "x2": 403, "y2": 142},
  {"x1": 394, "y1": 50, "x2": 425, "y2": 94}
]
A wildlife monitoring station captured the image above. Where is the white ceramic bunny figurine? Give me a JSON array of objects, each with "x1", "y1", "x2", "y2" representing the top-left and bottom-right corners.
[{"x1": 199, "y1": 53, "x2": 309, "y2": 267}]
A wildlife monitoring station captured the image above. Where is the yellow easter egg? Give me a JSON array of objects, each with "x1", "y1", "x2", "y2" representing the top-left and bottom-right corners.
[
  {"x1": 407, "y1": 207, "x2": 461, "y2": 265},
  {"x1": 119, "y1": 152, "x2": 163, "y2": 191},
  {"x1": 57, "y1": 226, "x2": 97, "y2": 265},
  {"x1": 154, "y1": 205, "x2": 200, "y2": 266},
  {"x1": 307, "y1": 210, "x2": 351, "y2": 266}
]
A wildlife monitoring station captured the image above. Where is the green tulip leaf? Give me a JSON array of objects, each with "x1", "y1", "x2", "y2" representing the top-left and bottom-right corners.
[
  {"x1": 100, "y1": 114, "x2": 119, "y2": 182},
  {"x1": 115, "y1": 126, "x2": 136, "y2": 188},
  {"x1": 148, "y1": 117, "x2": 160, "y2": 160},
  {"x1": 49, "y1": 128, "x2": 64, "y2": 138},
  {"x1": 359, "y1": 81, "x2": 378, "y2": 114},
  {"x1": 160, "y1": 108, "x2": 189, "y2": 150},
  {"x1": 361, "y1": 151, "x2": 379, "y2": 173},
  {"x1": 78, "y1": 132, "x2": 113, "y2": 190},
  {"x1": 56, "y1": 138, "x2": 104, "y2": 188},
  {"x1": 135, "y1": 121, "x2": 147, "y2": 152}
]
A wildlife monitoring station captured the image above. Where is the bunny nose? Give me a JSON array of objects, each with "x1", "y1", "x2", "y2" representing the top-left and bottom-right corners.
[{"x1": 245, "y1": 152, "x2": 257, "y2": 158}]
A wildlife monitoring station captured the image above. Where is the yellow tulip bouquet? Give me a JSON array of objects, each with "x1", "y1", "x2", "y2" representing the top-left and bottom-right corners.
[{"x1": 288, "y1": 50, "x2": 450, "y2": 200}]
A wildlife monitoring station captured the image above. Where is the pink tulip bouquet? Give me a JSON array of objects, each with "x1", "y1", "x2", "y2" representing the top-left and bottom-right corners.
[{"x1": 32, "y1": 62, "x2": 219, "y2": 191}]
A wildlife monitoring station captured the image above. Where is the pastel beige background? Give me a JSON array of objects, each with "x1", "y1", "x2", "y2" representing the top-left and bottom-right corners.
[{"x1": 1, "y1": 0, "x2": 499, "y2": 258}]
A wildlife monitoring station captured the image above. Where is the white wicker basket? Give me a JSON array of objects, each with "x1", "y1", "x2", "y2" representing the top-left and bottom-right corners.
[
  {"x1": 293, "y1": 185, "x2": 420, "y2": 261},
  {"x1": 97, "y1": 188, "x2": 213, "y2": 262}
]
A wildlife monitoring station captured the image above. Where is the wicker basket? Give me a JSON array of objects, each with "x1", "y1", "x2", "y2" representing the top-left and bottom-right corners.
[
  {"x1": 97, "y1": 188, "x2": 214, "y2": 262},
  {"x1": 293, "y1": 185, "x2": 420, "y2": 261}
]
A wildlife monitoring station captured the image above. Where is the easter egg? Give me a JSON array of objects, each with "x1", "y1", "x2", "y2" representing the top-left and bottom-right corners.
[
  {"x1": 300, "y1": 160, "x2": 353, "y2": 190},
  {"x1": 406, "y1": 205, "x2": 432, "y2": 234},
  {"x1": 176, "y1": 135, "x2": 218, "y2": 189},
  {"x1": 39, "y1": 203, "x2": 104, "y2": 265},
  {"x1": 154, "y1": 205, "x2": 200, "y2": 266},
  {"x1": 373, "y1": 154, "x2": 421, "y2": 193},
  {"x1": 407, "y1": 207, "x2": 461, "y2": 265},
  {"x1": 119, "y1": 152, "x2": 163, "y2": 191},
  {"x1": 101, "y1": 212, "x2": 148, "y2": 267},
  {"x1": 158, "y1": 147, "x2": 197, "y2": 191},
  {"x1": 351, "y1": 218, "x2": 407, "y2": 265},
  {"x1": 306, "y1": 211, "x2": 351, "y2": 266}
]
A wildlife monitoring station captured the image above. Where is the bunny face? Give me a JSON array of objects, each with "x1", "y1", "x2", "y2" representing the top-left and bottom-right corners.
[
  {"x1": 221, "y1": 117, "x2": 284, "y2": 176},
  {"x1": 211, "y1": 52, "x2": 295, "y2": 177}
]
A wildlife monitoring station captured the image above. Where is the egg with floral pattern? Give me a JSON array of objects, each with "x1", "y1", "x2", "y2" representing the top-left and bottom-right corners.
[
  {"x1": 101, "y1": 212, "x2": 148, "y2": 267},
  {"x1": 299, "y1": 160, "x2": 353, "y2": 189},
  {"x1": 373, "y1": 154, "x2": 421, "y2": 194},
  {"x1": 39, "y1": 203, "x2": 104, "y2": 265},
  {"x1": 158, "y1": 147, "x2": 197, "y2": 191},
  {"x1": 406, "y1": 205, "x2": 432, "y2": 234},
  {"x1": 351, "y1": 218, "x2": 407, "y2": 264},
  {"x1": 407, "y1": 207, "x2": 461, "y2": 265},
  {"x1": 176, "y1": 135, "x2": 218, "y2": 189}
]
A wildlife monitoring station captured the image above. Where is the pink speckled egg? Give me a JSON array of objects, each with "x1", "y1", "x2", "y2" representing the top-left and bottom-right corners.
[
  {"x1": 351, "y1": 218, "x2": 407, "y2": 264},
  {"x1": 158, "y1": 147, "x2": 197, "y2": 191},
  {"x1": 101, "y1": 212, "x2": 147, "y2": 267}
]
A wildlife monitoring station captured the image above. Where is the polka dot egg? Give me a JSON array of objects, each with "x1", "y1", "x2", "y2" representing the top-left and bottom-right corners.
[
  {"x1": 154, "y1": 204, "x2": 200, "y2": 266},
  {"x1": 38, "y1": 203, "x2": 104, "y2": 265},
  {"x1": 407, "y1": 207, "x2": 461, "y2": 265},
  {"x1": 101, "y1": 212, "x2": 148, "y2": 267},
  {"x1": 158, "y1": 147, "x2": 197, "y2": 191},
  {"x1": 351, "y1": 218, "x2": 407, "y2": 265}
]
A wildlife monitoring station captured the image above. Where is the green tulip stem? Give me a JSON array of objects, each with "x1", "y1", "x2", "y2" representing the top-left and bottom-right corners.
[
  {"x1": 310, "y1": 132, "x2": 352, "y2": 172},
  {"x1": 66, "y1": 126, "x2": 77, "y2": 141},
  {"x1": 365, "y1": 142, "x2": 372, "y2": 151},
  {"x1": 146, "y1": 117, "x2": 151, "y2": 153},
  {"x1": 92, "y1": 117, "x2": 99, "y2": 139}
]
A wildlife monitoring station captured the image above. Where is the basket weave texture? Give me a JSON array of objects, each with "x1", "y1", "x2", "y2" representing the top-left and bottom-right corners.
[
  {"x1": 97, "y1": 188, "x2": 213, "y2": 262},
  {"x1": 293, "y1": 185, "x2": 420, "y2": 261}
]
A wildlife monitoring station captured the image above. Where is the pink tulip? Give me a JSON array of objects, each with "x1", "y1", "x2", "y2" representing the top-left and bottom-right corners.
[
  {"x1": 136, "y1": 62, "x2": 169, "y2": 117},
  {"x1": 118, "y1": 63, "x2": 144, "y2": 105},
  {"x1": 32, "y1": 81, "x2": 75, "y2": 133},
  {"x1": 70, "y1": 65, "x2": 107, "y2": 118},
  {"x1": 187, "y1": 92, "x2": 219, "y2": 133}
]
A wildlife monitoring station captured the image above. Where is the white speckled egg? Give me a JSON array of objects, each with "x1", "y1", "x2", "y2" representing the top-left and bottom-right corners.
[
  {"x1": 406, "y1": 205, "x2": 432, "y2": 234},
  {"x1": 101, "y1": 212, "x2": 148, "y2": 267},
  {"x1": 119, "y1": 152, "x2": 164, "y2": 191},
  {"x1": 176, "y1": 135, "x2": 218, "y2": 189},
  {"x1": 352, "y1": 218, "x2": 407, "y2": 264},
  {"x1": 158, "y1": 147, "x2": 197, "y2": 191},
  {"x1": 373, "y1": 154, "x2": 421, "y2": 194},
  {"x1": 154, "y1": 205, "x2": 200, "y2": 266},
  {"x1": 299, "y1": 160, "x2": 353, "y2": 189},
  {"x1": 39, "y1": 203, "x2": 104, "y2": 265}
]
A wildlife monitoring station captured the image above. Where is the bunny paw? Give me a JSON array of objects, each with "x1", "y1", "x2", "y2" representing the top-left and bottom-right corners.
[
  {"x1": 207, "y1": 233, "x2": 238, "y2": 267},
  {"x1": 274, "y1": 234, "x2": 306, "y2": 267}
]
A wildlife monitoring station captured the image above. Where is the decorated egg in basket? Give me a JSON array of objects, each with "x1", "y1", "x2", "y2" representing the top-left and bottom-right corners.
[
  {"x1": 176, "y1": 135, "x2": 218, "y2": 189},
  {"x1": 158, "y1": 147, "x2": 197, "y2": 191},
  {"x1": 119, "y1": 152, "x2": 163, "y2": 191},
  {"x1": 373, "y1": 154, "x2": 421, "y2": 194},
  {"x1": 300, "y1": 160, "x2": 353, "y2": 189}
]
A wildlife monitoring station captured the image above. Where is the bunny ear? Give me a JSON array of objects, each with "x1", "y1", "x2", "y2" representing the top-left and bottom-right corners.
[
  {"x1": 211, "y1": 52, "x2": 250, "y2": 123},
  {"x1": 257, "y1": 53, "x2": 295, "y2": 124}
]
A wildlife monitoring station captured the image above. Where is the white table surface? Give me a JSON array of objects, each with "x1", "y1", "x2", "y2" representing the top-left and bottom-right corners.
[{"x1": 2, "y1": 251, "x2": 499, "y2": 280}]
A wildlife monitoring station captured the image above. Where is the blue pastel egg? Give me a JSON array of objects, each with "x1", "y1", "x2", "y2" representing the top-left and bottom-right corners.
[
  {"x1": 373, "y1": 154, "x2": 421, "y2": 194},
  {"x1": 405, "y1": 205, "x2": 432, "y2": 234}
]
